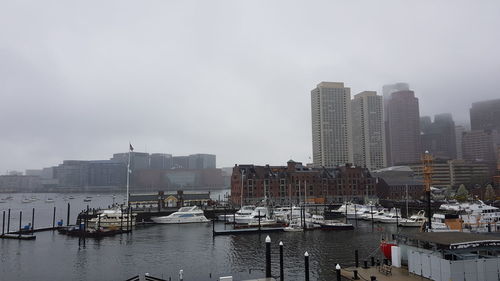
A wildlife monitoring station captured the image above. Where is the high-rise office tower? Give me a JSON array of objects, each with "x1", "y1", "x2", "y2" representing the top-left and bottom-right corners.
[
  {"x1": 351, "y1": 91, "x2": 386, "y2": 170},
  {"x1": 455, "y1": 125, "x2": 466, "y2": 160},
  {"x1": 420, "y1": 113, "x2": 457, "y2": 160},
  {"x1": 311, "y1": 82, "x2": 353, "y2": 167},
  {"x1": 386, "y1": 90, "x2": 421, "y2": 165},
  {"x1": 470, "y1": 98, "x2": 500, "y2": 131},
  {"x1": 382, "y1": 83, "x2": 410, "y2": 165}
]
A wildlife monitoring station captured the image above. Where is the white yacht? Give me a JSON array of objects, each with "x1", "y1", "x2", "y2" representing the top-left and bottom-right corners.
[
  {"x1": 398, "y1": 211, "x2": 426, "y2": 227},
  {"x1": 218, "y1": 205, "x2": 255, "y2": 222},
  {"x1": 370, "y1": 210, "x2": 390, "y2": 222},
  {"x1": 274, "y1": 206, "x2": 311, "y2": 223},
  {"x1": 45, "y1": 198, "x2": 55, "y2": 203},
  {"x1": 378, "y1": 208, "x2": 402, "y2": 223},
  {"x1": 88, "y1": 208, "x2": 137, "y2": 228},
  {"x1": 152, "y1": 206, "x2": 209, "y2": 224},
  {"x1": 332, "y1": 202, "x2": 363, "y2": 219},
  {"x1": 234, "y1": 206, "x2": 272, "y2": 224}
]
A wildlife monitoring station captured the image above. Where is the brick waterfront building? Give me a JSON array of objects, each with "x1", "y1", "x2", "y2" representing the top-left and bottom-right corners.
[{"x1": 230, "y1": 160, "x2": 378, "y2": 205}]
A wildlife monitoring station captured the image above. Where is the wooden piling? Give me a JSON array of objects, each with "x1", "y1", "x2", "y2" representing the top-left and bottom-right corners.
[
  {"x1": 304, "y1": 252, "x2": 310, "y2": 281},
  {"x1": 67, "y1": 203, "x2": 70, "y2": 226},
  {"x1": 31, "y1": 208, "x2": 35, "y2": 235},
  {"x1": 354, "y1": 204, "x2": 357, "y2": 225},
  {"x1": 265, "y1": 235, "x2": 271, "y2": 278},
  {"x1": 2, "y1": 211, "x2": 5, "y2": 235},
  {"x1": 18, "y1": 211, "x2": 22, "y2": 238},
  {"x1": 7, "y1": 209, "x2": 10, "y2": 233},
  {"x1": 370, "y1": 205, "x2": 374, "y2": 229},
  {"x1": 52, "y1": 206, "x2": 56, "y2": 228},
  {"x1": 279, "y1": 241, "x2": 284, "y2": 281}
]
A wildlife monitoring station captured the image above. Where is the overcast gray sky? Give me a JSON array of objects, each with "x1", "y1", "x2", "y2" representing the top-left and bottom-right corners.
[{"x1": 1, "y1": 0, "x2": 499, "y2": 173}]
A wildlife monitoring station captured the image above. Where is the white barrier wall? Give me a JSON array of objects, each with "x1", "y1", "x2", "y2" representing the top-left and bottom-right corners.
[
  {"x1": 408, "y1": 247, "x2": 500, "y2": 281},
  {"x1": 391, "y1": 246, "x2": 401, "y2": 268}
]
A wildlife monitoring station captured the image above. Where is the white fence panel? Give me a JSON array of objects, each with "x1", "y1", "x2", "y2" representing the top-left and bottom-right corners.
[{"x1": 430, "y1": 255, "x2": 441, "y2": 281}]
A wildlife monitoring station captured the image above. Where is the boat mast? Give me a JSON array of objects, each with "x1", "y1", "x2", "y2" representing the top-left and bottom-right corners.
[
  {"x1": 406, "y1": 184, "x2": 409, "y2": 218},
  {"x1": 240, "y1": 169, "x2": 244, "y2": 208},
  {"x1": 126, "y1": 143, "x2": 133, "y2": 206}
]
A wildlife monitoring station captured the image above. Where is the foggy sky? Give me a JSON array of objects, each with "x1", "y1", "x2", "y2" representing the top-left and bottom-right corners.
[{"x1": 1, "y1": 1, "x2": 499, "y2": 173}]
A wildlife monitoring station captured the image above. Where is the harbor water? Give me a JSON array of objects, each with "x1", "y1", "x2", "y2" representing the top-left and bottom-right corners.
[{"x1": 1, "y1": 192, "x2": 417, "y2": 281}]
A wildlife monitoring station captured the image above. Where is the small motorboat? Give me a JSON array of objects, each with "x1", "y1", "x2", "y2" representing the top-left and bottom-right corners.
[
  {"x1": 319, "y1": 220, "x2": 354, "y2": 230},
  {"x1": 45, "y1": 198, "x2": 55, "y2": 203},
  {"x1": 21, "y1": 198, "x2": 32, "y2": 203},
  {"x1": 83, "y1": 196, "x2": 92, "y2": 202},
  {"x1": 284, "y1": 219, "x2": 304, "y2": 232}
]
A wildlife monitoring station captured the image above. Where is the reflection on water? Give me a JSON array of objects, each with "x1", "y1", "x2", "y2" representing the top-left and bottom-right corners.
[{"x1": 0, "y1": 193, "x2": 417, "y2": 280}]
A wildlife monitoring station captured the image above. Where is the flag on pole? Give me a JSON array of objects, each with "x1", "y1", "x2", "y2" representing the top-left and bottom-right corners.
[{"x1": 129, "y1": 143, "x2": 134, "y2": 151}]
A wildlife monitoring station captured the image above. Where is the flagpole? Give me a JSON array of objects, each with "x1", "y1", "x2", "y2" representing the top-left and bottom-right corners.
[{"x1": 126, "y1": 146, "x2": 131, "y2": 206}]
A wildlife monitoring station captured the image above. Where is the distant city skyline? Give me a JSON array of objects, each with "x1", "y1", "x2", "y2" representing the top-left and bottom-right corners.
[{"x1": 1, "y1": 1, "x2": 499, "y2": 172}]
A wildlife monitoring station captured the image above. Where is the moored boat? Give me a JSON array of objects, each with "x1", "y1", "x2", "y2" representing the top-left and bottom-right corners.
[
  {"x1": 319, "y1": 220, "x2": 354, "y2": 230},
  {"x1": 88, "y1": 208, "x2": 137, "y2": 228},
  {"x1": 398, "y1": 210, "x2": 426, "y2": 227},
  {"x1": 152, "y1": 206, "x2": 209, "y2": 224}
]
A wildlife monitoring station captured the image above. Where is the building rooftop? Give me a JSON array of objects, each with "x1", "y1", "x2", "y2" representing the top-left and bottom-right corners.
[{"x1": 396, "y1": 232, "x2": 500, "y2": 250}]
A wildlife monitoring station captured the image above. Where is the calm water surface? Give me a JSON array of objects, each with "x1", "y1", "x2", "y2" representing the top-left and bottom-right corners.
[{"x1": 0, "y1": 193, "x2": 417, "y2": 281}]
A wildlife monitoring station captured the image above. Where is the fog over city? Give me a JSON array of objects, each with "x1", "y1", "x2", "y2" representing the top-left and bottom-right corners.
[{"x1": 1, "y1": 0, "x2": 499, "y2": 173}]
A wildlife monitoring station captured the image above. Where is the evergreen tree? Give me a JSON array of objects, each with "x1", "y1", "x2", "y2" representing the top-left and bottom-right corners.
[
  {"x1": 456, "y1": 184, "x2": 469, "y2": 201},
  {"x1": 484, "y1": 184, "x2": 496, "y2": 201}
]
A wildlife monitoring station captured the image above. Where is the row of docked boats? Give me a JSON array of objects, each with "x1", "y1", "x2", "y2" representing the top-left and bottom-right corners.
[
  {"x1": 217, "y1": 205, "x2": 356, "y2": 231},
  {"x1": 331, "y1": 202, "x2": 427, "y2": 227}
]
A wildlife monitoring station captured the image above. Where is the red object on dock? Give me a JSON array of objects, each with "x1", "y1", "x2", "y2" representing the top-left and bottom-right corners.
[{"x1": 380, "y1": 240, "x2": 396, "y2": 259}]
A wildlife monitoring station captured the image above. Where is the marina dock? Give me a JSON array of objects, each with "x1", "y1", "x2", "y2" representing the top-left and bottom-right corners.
[
  {"x1": 213, "y1": 227, "x2": 285, "y2": 236},
  {"x1": 341, "y1": 266, "x2": 422, "y2": 281}
]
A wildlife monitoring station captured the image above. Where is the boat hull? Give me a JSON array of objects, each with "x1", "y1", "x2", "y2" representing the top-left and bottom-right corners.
[
  {"x1": 151, "y1": 216, "x2": 209, "y2": 224},
  {"x1": 320, "y1": 223, "x2": 354, "y2": 230}
]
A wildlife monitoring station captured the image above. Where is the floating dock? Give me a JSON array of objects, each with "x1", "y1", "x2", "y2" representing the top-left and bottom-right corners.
[
  {"x1": 213, "y1": 227, "x2": 285, "y2": 236},
  {"x1": 341, "y1": 266, "x2": 420, "y2": 281},
  {"x1": 0, "y1": 234, "x2": 36, "y2": 240}
]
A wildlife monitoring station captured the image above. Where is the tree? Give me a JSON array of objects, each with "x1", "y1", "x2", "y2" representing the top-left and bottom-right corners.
[
  {"x1": 444, "y1": 186, "x2": 455, "y2": 200},
  {"x1": 455, "y1": 184, "x2": 469, "y2": 201},
  {"x1": 484, "y1": 184, "x2": 496, "y2": 201}
]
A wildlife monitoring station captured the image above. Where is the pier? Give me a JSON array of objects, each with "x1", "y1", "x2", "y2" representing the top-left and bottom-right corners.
[{"x1": 341, "y1": 266, "x2": 421, "y2": 281}]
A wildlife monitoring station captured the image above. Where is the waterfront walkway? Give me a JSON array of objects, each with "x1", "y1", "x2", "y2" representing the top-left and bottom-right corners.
[{"x1": 341, "y1": 266, "x2": 428, "y2": 281}]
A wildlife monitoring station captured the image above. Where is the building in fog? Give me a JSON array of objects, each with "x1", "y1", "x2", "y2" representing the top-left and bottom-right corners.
[
  {"x1": 311, "y1": 82, "x2": 353, "y2": 168},
  {"x1": 386, "y1": 90, "x2": 421, "y2": 165},
  {"x1": 173, "y1": 156, "x2": 189, "y2": 169},
  {"x1": 188, "y1": 154, "x2": 216, "y2": 169},
  {"x1": 382, "y1": 83, "x2": 410, "y2": 165},
  {"x1": 0, "y1": 175, "x2": 41, "y2": 192},
  {"x1": 470, "y1": 99, "x2": 500, "y2": 131},
  {"x1": 150, "y1": 153, "x2": 173, "y2": 169},
  {"x1": 53, "y1": 160, "x2": 126, "y2": 188},
  {"x1": 132, "y1": 168, "x2": 224, "y2": 192},
  {"x1": 111, "y1": 152, "x2": 150, "y2": 170},
  {"x1": 462, "y1": 130, "x2": 500, "y2": 175},
  {"x1": 420, "y1": 113, "x2": 457, "y2": 160},
  {"x1": 351, "y1": 91, "x2": 386, "y2": 170},
  {"x1": 455, "y1": 125, "x2": 466, "y2": 160}
]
